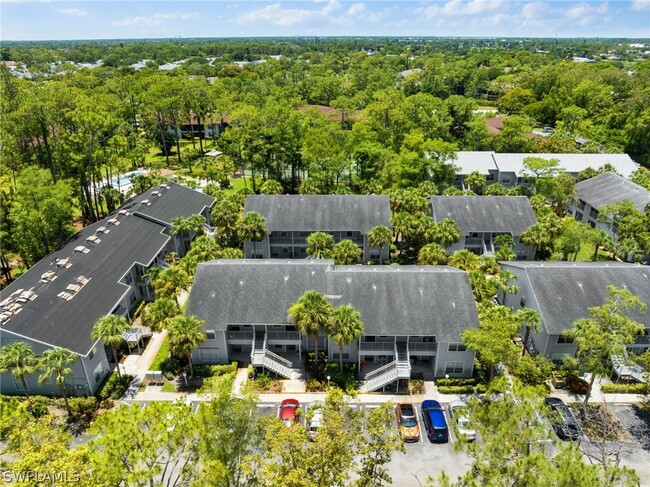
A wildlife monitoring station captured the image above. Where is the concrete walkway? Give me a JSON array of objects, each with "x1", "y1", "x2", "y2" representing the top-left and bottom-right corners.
[{"x1": 121, "y1": 329, "x2": 168, "y2": 381}]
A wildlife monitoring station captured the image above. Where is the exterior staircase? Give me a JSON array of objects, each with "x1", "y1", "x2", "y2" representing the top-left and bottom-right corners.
[
  {"x1": 482, "y1": 239, "x2": 495, "y2": 256},
  {"x1": 250, "y1": 331, "x2": 297, "y2": 379},
  {"x1": 362, "y1": 342, "x2": 412, "y2": 392},
  {"x1": 611, "y1": 350, "x2": 647, "y2": 383}
]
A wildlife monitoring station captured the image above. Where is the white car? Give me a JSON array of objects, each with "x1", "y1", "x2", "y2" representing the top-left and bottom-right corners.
[
  {"x1": 307, "y1": 401, "x2": 324, "y2": 437},
  {"x1": 448, "y1": 399, "x2": 476, "y2": 441}
]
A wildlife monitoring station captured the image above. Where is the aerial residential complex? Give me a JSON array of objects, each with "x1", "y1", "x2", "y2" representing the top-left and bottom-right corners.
[
  {"x1": 242, "y1": 195, "x2": 391, "y2": 262},
  {"x1": 429, "y1": 196, "x2": 537, "y2": 258},
  {"x1": 0, "y1": 183, "x2": 214, "y2": 396},
  {"x1": 186, "y1": 260, "x2": 479, "y2": 391},
  {"x1": 501, "y1": 261, "x2": 650, "y2": 362},
  {"x1": 567, "y1": 171, "x2": 650, "y2": 239}
]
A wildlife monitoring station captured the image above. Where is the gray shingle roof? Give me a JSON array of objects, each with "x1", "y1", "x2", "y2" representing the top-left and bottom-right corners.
[
  {"x1": 452, "y1": 151, "x2": 498, "y2": 175},
  {"x1": 124, "y1": 182, "x2": 214, "y2": 225},
  {"x1": 244, "y1": 195, "x2": 391, "y2": 233},
  {"x1": 0, "y1": 214, "x2": 170, "y2": 355},
  {"x1": 501, "y1": 262, "x2": 649, "y2": 335},
  {"x1": 430, "y1": 196, "x2": 536, "y2": 235},
  {"x1": 575, "y1": 172, "x2": 650, "y2": 212},
  {"x1": 186, "y1": 260, "x2": 478, "y2": 341}
]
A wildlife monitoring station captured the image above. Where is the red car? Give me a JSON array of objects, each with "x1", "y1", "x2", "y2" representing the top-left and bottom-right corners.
[{"x1": 279, "y1": 398, "x2": 300, "y2": 428}]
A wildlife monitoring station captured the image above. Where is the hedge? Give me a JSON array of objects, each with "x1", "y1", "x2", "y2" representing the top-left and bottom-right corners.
[
  {"x1": 601, "y1": 383, "x2": 649, "y2": 394},
  {"x1": 437, "y1": 385, "x2": 475, "y2": 394}
]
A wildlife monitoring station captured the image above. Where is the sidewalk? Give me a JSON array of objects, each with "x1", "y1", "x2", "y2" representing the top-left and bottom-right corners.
[{"x1": 121, "y1": 329, "x2": 168, "y2": 381}]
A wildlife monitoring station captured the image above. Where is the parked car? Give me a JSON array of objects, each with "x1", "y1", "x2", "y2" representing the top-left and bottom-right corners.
[
  {"x1": 395, "y1": 403, "x2": 420, "y2": 442},
  {"x1": 279, "y1": 398, "x2": 300, "y2": 428},
  {"x1": 544, "y1": 397, "x2": 580, "y2": 441},
  {"x1": 542, "y1": 126, "x2": 554, "y2": 133},
  {"x1": 448, "y1": 399, "x2": 476, "y2": 441},
  {"x1": 421, "y1": 400, "x2": 449, "y2": 442},
  {"x1": 307, "y1": 401, "x2": 324, "y2": 437}
]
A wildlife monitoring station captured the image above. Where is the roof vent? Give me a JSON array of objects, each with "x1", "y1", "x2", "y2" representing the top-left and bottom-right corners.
[
  {"x1": 40, "y1": 270, "x2": 57, "y2": 282},
  {"x1": 66, "y1": 284, "x2": 82, "y2": 293},
  {"x1": 107, "y1": 217, "x2": 120, "y2": 226},
  {"x1": 76, "y1": 275, "x2": 90, "y2": 285},
  {"x1": 86, "y1": 235, "x2": 101, "y2": 244},
  {"x1": 96, "y1": 226, "x2": 109, "y2": 234},
  {"x1": 57, "y1": 292, "x2": 74, "y2": 301},
  {"x1": 140, "y1": 199, "x2": 151, "y2": 206},
  {"x1": 161, "y1": 184, "x2": 171, "y2": 189},
  {"x1": 16, "y1": 289, "x2": 36, "y2": 303},
  {"x1": 118, "y1": 209, "x2": 129, "y2": 216},
  {"x1": 56, "y1": 258, "x2": 71, "y2": 268},
  {"x1": 151, "y1": 190, "x2": 161, "y2": 197},
  {"x1": 74, "y1": 246, "x2": 90, "y2": 254}
]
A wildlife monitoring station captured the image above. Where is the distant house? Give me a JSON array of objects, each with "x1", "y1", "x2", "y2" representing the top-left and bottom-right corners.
[
  {"x1": 242, "y1": 195, "x2": 391, "y2": 262},
  {"x1": 491, "y1": 153, "x2": 639, "y2": 187},
  {"x1": 485, "y1": 117, "x2": 504, "y2": 135},
  {"x1": 169, "y1": 115, "x2": 228, "y2": 141},
  {"x1": 567, "y1": 172, "x2": 650, "y2": 240},
  {"x1": 430, "y1": 196, "x2": 536, "y2": 259},
  {"x1": 451, "y1": 151, "x2": 499, "y2": 189},
  {"x1": 397, "y1": 68, "x2": 422, "y2": 78},
  {"x1": 500, "y1": 262, "x2": 650, "y2": 362},
  {"x1": 186, "y1": 260, "x2": 479, "y2": 390},
  {"x1": 0, "y1": 183, "x2": 214, "y2": 397}
]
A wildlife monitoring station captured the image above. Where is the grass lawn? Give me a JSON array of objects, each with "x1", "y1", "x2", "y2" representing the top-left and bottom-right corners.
[
  {"x1": 149, "y1": 337, "x2": 170, "y2": 371},
  {"x1": 161, "y1": 381, "x2": 177, "y2": 393},
  {"x1": 574, "y1": 244, "x2": 613, "y2": 262}
]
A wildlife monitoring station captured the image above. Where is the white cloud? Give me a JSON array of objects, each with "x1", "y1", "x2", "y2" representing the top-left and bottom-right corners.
[
  {"x1": 521, "y1": 2, "x2": 548, "y2": 20},
  {"x1": 237, "y1": 0, "x2": 341, "y2": 27},
  {"x1": 113, "y1": 12, "x2": 198, "y2": 28},
  {"x1": 565, "y1": 1, "x2": 608, "y2": 20},
  {"x1": 348, "y1": 2, "x2": 366, "y2": 16},
  {"x1": 418, "y1": 0, "x2": 505, "y2": 19},
  {"x1": 631, "y1": 0, "x2": 650, "y2": 10},
  {"x1": 56, "y1": 8, "x2": 86, "y2": 17}
]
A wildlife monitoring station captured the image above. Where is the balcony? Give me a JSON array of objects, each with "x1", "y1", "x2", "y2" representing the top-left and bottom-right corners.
[
  {"x1": 465, "y1": 238, "x2": 483, "y2": 246},
  {"x1": 226, "y1": 331, "x2": 254, "y2": 343},
  {"x1": 359, "y1": 342, "x2": 395, "y2": 352},
  {"x1": 266, "y1": 331, "x2": 301, "y2": 342},
  {"x1": 408, "y1": 342, "x2": 437, "y2": 352},
  {"x1": 634, "y1": 334, "x2": 650, "y2": 345}
]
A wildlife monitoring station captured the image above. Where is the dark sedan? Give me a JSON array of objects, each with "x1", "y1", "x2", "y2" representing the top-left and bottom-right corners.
[
  {"x1": 421, "y1": 400, "x2": 449, "y2": 443},
  {"x1": 544, "y1": 397, "x2": 580, "y2": 441}
]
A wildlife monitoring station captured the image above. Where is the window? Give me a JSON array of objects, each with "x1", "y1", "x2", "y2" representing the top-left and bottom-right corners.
[
  {"x1": 577, "y1": 199, "x2": 586, "y2": 210},
  {"x1": 448, "y1": 343, "x2": 467, "y2": 352},
  {"x1": 129, "y1": 293, "x2": 137, "y2": 305},
  {"x1": 501, "y1": 177, "x2": 511, "y2": 184},
  {"x1": 333, "y1": 348, "x2": 350, "y2": 360},
  {"x1": 445, "y1": 361, "x2": 464, "y2": 374},
  {"x1": 206, "y1": 331, "x2": 216, "y2": 340},
  {"x1": 486, "y1": 174, "x2": 495, "y2": 181},
  {"x1": 89, "y1": 346, "x2": 96, "y2": 361},
  {"x1": 557, "y1": 334, "x2": 574, "y2": 344},
  {"x1": 370, "y1": 251, "x2": 380, "y2": 260},
  {"x1": 125, "y1": 273, "x2": 133, "y2": 285},
  {"x1": 364, "y1": 336, "x2": 376, "y2": 342},
  {"x1": 93, "y1": 363, "x2": 104, "y2": 383},
  {"x1": 576, "y1": 212, "x2": 583, "y2": 221}
]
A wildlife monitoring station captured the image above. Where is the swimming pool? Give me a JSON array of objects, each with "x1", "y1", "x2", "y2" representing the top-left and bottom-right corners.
[{"x1": 110, "y1": 171, "x2": 143, "y2": 187}]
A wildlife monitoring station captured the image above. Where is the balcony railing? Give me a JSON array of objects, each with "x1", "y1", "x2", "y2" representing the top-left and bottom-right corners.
[
  {"x1": 266, "y1": 331, "x2": 301, "y2": 342},
  {"x1": 359, "y1": 342, "x2": 395, "y2": 351},
  {"x1": 465, "y1": 238, "x2": 484, "y2": 246},
  {"x1": 408, "y1": 342, "x2": 437, "y2": 352},
  {"x1": 227, "y1": 331, "x2": 254, "y2": 341},
  {"x1": 634, "y1": 334, "x2": 650, "y2": 345}
]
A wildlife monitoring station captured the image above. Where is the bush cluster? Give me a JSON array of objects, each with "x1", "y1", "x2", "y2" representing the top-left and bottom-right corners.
[
  {"x1": 194, "y1": 362, "x2": 238, "y2": 378},
  {"x1": 601, "y1": 383, "x2": 649, "y2": 394},
  {"x1": 96, "y1": 373, "x2": 135, "y2": 400},
  {"x1": 438, "y1": 385, "x2": 475, "y2": 394}
]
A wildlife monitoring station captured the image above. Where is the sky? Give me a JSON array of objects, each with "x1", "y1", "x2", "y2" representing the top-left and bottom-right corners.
[{"x1": 1, "y1": 0, "x2": 649, "y2": 41}]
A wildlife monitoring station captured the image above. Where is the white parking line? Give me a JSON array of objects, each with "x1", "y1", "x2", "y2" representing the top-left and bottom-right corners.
[
  {"x1": 444, "y1": 410, "x2": 454, "y2": 444},
  {"x1": 416, "y1": 407, "x2": 425, "y2": 443}
]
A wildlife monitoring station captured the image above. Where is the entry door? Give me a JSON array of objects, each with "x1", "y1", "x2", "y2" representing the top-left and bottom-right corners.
[{"x1": 196, "y1": 348, "x2": 220, "y2": 363}]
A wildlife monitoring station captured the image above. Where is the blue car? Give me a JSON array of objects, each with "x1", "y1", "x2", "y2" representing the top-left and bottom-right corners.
[{"x1": 421, "y1": 400, "x2": 449, "y2": 443}]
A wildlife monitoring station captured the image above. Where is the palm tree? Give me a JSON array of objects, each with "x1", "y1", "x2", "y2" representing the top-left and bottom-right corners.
[
  {"x1": 495, "y1": 270, "x2": 519, "y2": 304},
  {"x1": 494, "y1": 233, "x2": 515, "y2": 249},
  {"x1": 589, "y1": 228, "x2": 612, "y2": 261},
  {"x1": 167, "y1": 315, "x2": 206, "y2": 377},
  {"x1": 495, "y1": 246, "x2": 516, "y2": 261},
  {"x1": 465, "y1": 171, "x2": 486, "y2": 194},
  {"x1": 211, "y1": 199, "x2": 241, "y2": 242},
  {"x1": 448, "y1": 249, "x2": 480, "y2": 271},
  {"x1": 219, "y1": 247, "x2": 244, "y2": 259},
  {"x1": 306, "y1": 232, "x2": 334, "y2": 259},
  {"x1": 171, "y1": 216, "x2": 193, "y2": 237},
  {"x1": 327, "y1": 305, "x2": 364, "y2": 372},
  {"x1": 141, "y1": 298, "x2": 180, "y2": 331},
  {"x1": 390, "y1": 212, "x2": 416, "y2": 247},
  {"x1": 38, "y1": 347, "x2": 77, "y2": 415},
  {"x1": 331, "y1": 240, "x2": 362, "y2": 265},
  {"x1": 91, "y1": 315, "x2": 130, "y2": 378},
  {"x1": 288, "y1": 291, "x2": 333, "y2": 366},
  {"x1": 186, "y1": 213, "x2": 207, "y2": 236},
  {"x1": 152, "y1": 266, "x2": 191, "y2": 305},
  {"x1": 521, "y1": 223, "x2": 552, "y2": 256},
  {"x1": 433, "y1": 218, "x2": 461, "y2": 249},
  {"x1": 516, "y1": 308, "x2": 542, "y2": 356},
  {"x1": 367, "y1": 225, "x2": 392, "y2": 264},
  {"x1": 238, "y1": 211, "x2": 268, "y2": 258},
  {"x1": 0, "y1": 342, "x2": 36, "y2": 398},
  {"x1": 418, "y1": 243, "x2": 447, "y2": 265}
]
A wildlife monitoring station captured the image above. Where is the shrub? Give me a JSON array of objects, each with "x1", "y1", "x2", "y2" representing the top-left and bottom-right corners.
[
  {"x1": 194, "y1": 362, "x2": 238, "y2": 378},
  {"x1": 306, "y1": 379, "x2": 324, "y2": 392},
  {"x1": 247, "y1": 364, "x2": 255, "y2": 379},
  {"x1": 601, "y1": 383, "x2": 649, "y2": 394},
  {"x1": 255, "y1": 372, "x2": 271, "y2": 390},
  {"x1": 96, "y1": 373, "x2": 135, "y2": 401},
  {"x1": 435, "y1": 377, "x2": 478, "y2": 387},
  {"x1": 438, "y1": 385, "x2": 475, "y2": 394},
  {"x1": 0, "y1": 396, "x2": 28, "y2": 440},
  {"x1": 409, "y1": 379, "x2": 426, "y2": 395},
  {"x1": 513, "y1": 355, "x2": 554, "y2": 386},
  {"x1": 67, "y1": 397, "x2": 98, "y2": 420},
  {"x1": 27, "y1": 395, "x2": 51, "y2": 418},
  {"x1": 567, "y1": 376, "x2": 590, "y2": 394}
]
